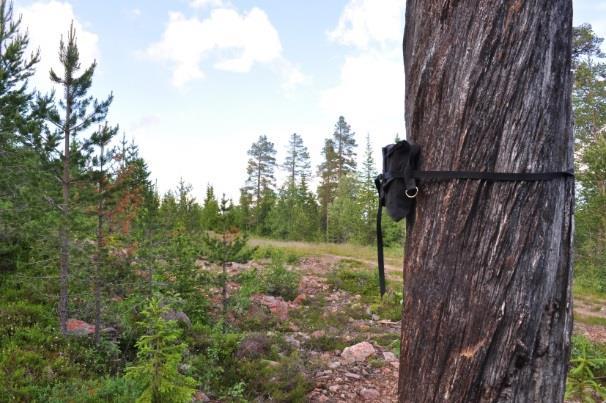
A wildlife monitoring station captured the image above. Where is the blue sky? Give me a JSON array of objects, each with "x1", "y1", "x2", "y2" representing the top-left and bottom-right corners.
[{"x1": 13, "y1": 0, "x2": 606, "y2": 201}]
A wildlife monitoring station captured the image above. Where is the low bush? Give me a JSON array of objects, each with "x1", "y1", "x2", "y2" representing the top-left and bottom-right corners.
[
  {"x1": 262, "y1": 262, "x2": 301, "y2": 301},
  {"x1": 566, "y1": 335, "x2": 606, "y2": 402}
]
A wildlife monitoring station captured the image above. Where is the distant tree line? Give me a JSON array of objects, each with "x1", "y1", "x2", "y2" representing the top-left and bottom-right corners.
[{"x1": 235, "y1": 119, "x2": 403, "y2": 245}]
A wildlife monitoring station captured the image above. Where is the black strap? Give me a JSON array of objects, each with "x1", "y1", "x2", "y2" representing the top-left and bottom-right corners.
[
  {"x1": 375, "y1": 169, "x2": 573, "y2": 297},
  {"x1": 413, "y1": 170, "x2": 574, "y2": 182},
  {"x1": 375, "y1": 175, "x2": 386, "y2": 297}
]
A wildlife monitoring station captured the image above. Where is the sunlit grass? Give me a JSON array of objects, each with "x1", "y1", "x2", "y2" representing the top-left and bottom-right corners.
[{"x1": 249, "y1": 238, "x2": 404, "y2": 268}]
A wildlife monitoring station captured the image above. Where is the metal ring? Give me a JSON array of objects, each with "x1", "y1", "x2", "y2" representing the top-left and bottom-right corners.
[{"x1": 405, "y1": 187, "x2": 419, "y2": 199}]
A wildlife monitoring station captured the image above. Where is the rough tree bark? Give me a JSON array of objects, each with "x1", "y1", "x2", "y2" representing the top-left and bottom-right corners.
[{"x1": 398, "y1": 1, "x2": 574, "y2": 402}]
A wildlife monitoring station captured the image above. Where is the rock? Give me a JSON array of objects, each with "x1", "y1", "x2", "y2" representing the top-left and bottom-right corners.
[
  {"x1": 66, "y1": 319, "x2": 95, "y2": 336},
  {"x1": 359, "y1": 388, "x2": 380, "y2": 401},
  {"x1": 390, "y1": 361, "x2": 400, "y2": 369},
  {"x1": 328, "y1": 361, "x2": 341, "y2": 369},
  {"x1": 101, "y1": 326, "x2": 118, "y2": 336},
  {"x1": 344, "y1": 372, "x2": 361, "y2": 380},
  {"x1": 382, "y1": 351, "x2": 397, "y2": 362},
  {"x1": 311, "y1": 330, "x2": 325, "y2": 338},
  {"x1": 252, "y1": 295, "x2": 289, "y2": 321},
  {"x1": 192, "y1": 390, "x2": 211, "y2": 402},
  {"x1": 293, "y1": 294, "x2": 307, "y2": 305},
  {"x1": 236, "y1": 334, "x2": 271, "y2": 359},
  {"x1": 341, "y1": 341, "x2": 376, "y2": 363},
  {"x1": 257, "y1": 359, "x2": 279, "y2": 369},
  {"x1": 355, "y1": 322, "x2": 370, "y2": 331},
  {"x1": 284, "y1": 335, "x2": 301, "y2": 348},
  {"x1": 162, "y1": 310, "x2": 192, "y2": 328},
  {"x1": 329, "y1": 385, "x2": 340, "y2": 392},
  {"x1": 371, "y1": 314, "x2": 380, "y2": 321}
]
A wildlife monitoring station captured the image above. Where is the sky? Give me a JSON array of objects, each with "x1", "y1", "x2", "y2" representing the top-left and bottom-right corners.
[{"x1": 13, "y1": 0, "x2": 606, "y2": 201}]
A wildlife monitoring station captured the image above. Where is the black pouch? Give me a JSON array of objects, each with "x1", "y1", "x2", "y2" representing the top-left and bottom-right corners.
[
  {"x1": 374, "y1": 140, "x2": 420, "y2": 297},
  {"x1": 375, "y1": 140, "x2": 420, "y2": 222}
]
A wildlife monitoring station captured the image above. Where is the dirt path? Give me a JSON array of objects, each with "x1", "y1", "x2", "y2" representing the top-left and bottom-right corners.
[{"x1": 573, "y1": 296, "x2": 606, "y2": 344}]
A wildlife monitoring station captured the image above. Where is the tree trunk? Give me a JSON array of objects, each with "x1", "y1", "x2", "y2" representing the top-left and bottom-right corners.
[
  {"x1": 398, "y1": 1, "x2": 574, "y2": 402},
  {"x1": 94, "y1": 143, "x2": 104, "y2": 345},
  {"x1": 59, "y1": 88, "x2": 72, "y2": 335}
]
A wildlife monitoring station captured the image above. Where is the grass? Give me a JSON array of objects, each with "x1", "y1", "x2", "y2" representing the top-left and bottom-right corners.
[
  {"x1": 250, "y1": 238, "x2": 404, "y2": 268},
  {"x1": 575, "y1": 313, "x2": 606, "y2": 327}
]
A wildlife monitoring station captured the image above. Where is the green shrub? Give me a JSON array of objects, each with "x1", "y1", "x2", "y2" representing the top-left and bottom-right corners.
[
  {"x1": 240, "y1": 351, "x2": 311, "y2": 402},
  {"x1": 46, "y1": 377, "x2": 142, "y2": 403},
  {"x1": 327, "y1": 263, "x2": 379, "y2": 298},
  {"x1": 0, "y1": 301, "x2": 54, "y2": 340},
  {"x1": 252, "y1": 245, "x2": 301, "y2": 265},
  {"x1": 370, "y1": 290, "x2": 403, "y2": 321},
  {"x1": 304, "y1": 335, "x2": 347, "y2": 352},
  {"x1": 190, "y1": 324, "x2": 243, "y2": 399},
  {"x1": 567, "y1": 335, "x2": 606, "y2": 402},
  {"x1": 262, "y1": 262, "x2": 301, "y2": 301}
]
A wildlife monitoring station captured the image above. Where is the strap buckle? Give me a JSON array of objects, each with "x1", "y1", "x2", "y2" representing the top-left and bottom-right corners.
[{"x1": 405, "y1": 187, "x2": 419, "y2": 199}]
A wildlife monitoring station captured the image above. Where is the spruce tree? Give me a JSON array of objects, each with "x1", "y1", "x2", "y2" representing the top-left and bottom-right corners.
[
  {"x1": 200, "y1": 184, "x2": 220, "y2": 230},
  {"x1": 126, "y1": 296, "x2": 197, "y2": 403},
  {"x1": 359, "y1": 134, "x2": 378, "y2": 244},
  {"x1": 47, "y1": 23, "x2": 113, "y2": 333}
]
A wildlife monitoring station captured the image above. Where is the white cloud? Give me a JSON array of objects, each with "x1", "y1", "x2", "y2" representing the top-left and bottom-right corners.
[
  {"x1": 189, "y1": 0, "x2": 226, "y2": 9},
  {"x1": 322, "y1": 0, "x2": 405, "y2": 149},
  {"x1": 328, "y1": 0, "x2": 405, "y2": 49},
  {"x1": 146, "y1": 7, "x2": 306, "y2": 89},
  {"x1": 17, "y1": 1, "x2": 100, "y2": 91},
  {"x1": 321, "y1": 50, "x2": 404, "y2": 139}
]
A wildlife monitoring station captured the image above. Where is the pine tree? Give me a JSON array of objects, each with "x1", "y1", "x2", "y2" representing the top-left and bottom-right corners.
[
  {"x1": 572, "y1": 24, "x2": 606, "y2": 289},
  {"x1": 277, "y1": 133, "x2": 312, "y2": 236},
  {"x1": 283, "y1": 132, "x2": 311, "y2": 186},
  {"x1": 243, "y1": 135, "x2": 277, "y2": 232},
  {"x1": 332, "y1": 116, "x2": 357, "y2": 180},
  {"x1": 86, "y1": 122, "x2": 118, "y2": 344},
  {"x1": 0, "y1": 0, "x2": 55, "y2": 272},
  {"x1": 317, "y1": 139, "x2": 339, "y2": 238},
  {"x1": 46, "y1": 23, "x2": 113, "y2": 333},
  {"x1": 203, "y1": 195, "x2": 250, "y2": 331}
]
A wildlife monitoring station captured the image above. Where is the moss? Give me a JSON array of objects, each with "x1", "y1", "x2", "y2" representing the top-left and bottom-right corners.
[
  {"x1": 368, "y1": 357, "x2": 385, "y2": 369},
  {"x1": 239, "y1": 351, "x2": 311, "y2": 402},
  {"x1": 327, "y1": 264, "x2": 380, "y2": 299},
  {"x1": 304, "y1": 335, "x2": 347, "y2": 352}
]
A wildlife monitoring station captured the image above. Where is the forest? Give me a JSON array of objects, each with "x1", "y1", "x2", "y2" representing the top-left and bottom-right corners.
[{"x1": 1, "y1": 0, "x2": 606, "y2": 402}]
